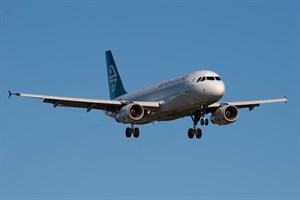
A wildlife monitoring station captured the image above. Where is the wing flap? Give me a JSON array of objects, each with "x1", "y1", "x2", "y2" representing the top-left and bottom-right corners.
[
  {"x1": 42, "y1": 98, "x2": 120, "y2": 111},
  {"x1": 10, "y1": 92, "x2": 160, "y2": 112},
  {"x1": 208, "y1": 97, "x2": 288, "y2": 111}
]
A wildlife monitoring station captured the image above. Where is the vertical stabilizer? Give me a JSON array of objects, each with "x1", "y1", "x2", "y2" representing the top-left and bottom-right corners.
[{"x1": 105, "y1": 50, "x2": 127, "y2": 100}]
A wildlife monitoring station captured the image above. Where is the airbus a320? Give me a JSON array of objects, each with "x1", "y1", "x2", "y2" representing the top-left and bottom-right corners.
[{"x1": 9, "y1": 50, "x2": 288, "y2": 139}]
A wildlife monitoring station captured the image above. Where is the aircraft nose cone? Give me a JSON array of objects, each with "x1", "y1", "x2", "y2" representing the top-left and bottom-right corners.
[{"x1": 212, "y1": 82, "x2": 225, "y2": 99}]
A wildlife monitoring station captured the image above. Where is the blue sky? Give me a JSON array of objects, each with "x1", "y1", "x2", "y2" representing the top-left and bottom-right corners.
[{"x1": 1, "y1": 0, "x2": 299, "y2": 199}]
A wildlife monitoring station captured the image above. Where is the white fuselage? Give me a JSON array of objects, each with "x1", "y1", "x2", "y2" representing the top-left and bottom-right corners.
[{"x1": 107, "y1": 70, "x2": 225, "y2": 124}]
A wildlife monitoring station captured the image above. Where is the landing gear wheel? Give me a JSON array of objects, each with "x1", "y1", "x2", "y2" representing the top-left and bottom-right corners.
[
  {"x1": 190, "y1": 109, "x2": 207, "y2": 139},
  {"x1": 200, "y1": 118, "x2": 209, "y2": 126},
  {"x1": 205, "y1": 118, "x2": 209, "y2": 126},
  {"x1": 188, "y1": 128, "x2": 194, "y2": 139},
  {"x1": 200, "y1": 118, "x2": 205, "y2": 126},
  {"x1": 125, "y1": 127, "x2": 132, "y2": 138},
  {"x1": 195, "y1": 128, "x2": 202, "y2": 139},
  {"x1": 133, "y1": 128, "x2": 140, "y2": 138}
]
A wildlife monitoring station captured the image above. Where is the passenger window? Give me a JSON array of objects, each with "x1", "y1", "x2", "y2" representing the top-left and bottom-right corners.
[
  {"x1": 207, "y1": 76, "x2": 215, "y2": 80},
  {"x1": 215, "y1": 77, "x2": 221, "y2": 81}
]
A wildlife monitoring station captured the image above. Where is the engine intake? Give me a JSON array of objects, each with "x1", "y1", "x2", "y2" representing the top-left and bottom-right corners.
[
  {"x1": 210, "y1": 105, "x2": 239, "y2": 125},
  {"x1": 115, "y1": 103, "x2": 144, "y2": 123}
]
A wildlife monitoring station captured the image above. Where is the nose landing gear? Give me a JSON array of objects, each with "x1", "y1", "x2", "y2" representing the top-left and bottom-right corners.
[{"x1": 200, "y1": 118, "x2": 209, "y2": 126}]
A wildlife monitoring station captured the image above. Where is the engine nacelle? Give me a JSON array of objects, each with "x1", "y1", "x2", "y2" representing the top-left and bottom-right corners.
[
  {"x1": 210, "y1": 105, "x2": 239, "y2": 125},
  {"x1": 115, "y1": 103, "x2": 144, "y2": 123}
]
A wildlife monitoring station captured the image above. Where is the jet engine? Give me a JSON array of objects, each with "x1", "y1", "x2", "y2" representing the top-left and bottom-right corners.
[
  {"x1": 115, "y1": 103, "x2": 144, "y2": 123},
  {"x1": 210, "y1": 105, "x2": 239, "y2": 125}
]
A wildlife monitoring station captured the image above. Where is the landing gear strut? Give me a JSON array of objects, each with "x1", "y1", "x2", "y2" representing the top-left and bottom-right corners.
[
  {"x1": 125, "y1": 124, "x2": 140, "y2": 138},
  {"x1": 188, "y1": 109, "x2": 209, "y2": 139}
]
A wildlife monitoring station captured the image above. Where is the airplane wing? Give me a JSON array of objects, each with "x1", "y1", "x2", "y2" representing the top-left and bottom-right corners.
[
  {"x1": 208, "y1": 97, "x2": 288, "y2": 112},
  {"x1": 8, "y1": 91, "x2": 160, "y2": 112}
]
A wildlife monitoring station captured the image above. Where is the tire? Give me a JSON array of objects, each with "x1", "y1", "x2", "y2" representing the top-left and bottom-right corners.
[
  {"x1": 200, "y1": 118, "x2": 205, "y2": 126},
  {"x1": 188, "y1": 128, "x2": 194, "y2": 139},
  {"x1": 195, "y1": 128, "x2": 202, "y2": 139},
  {"x1": 205, "y1": 118, "x2": 209, "y2": 126},
  {"x1": 125, "y1": 127, "x2": 132, "y2": 138},
  {"x1": 133, "y1": 128, "x2": 140, "y2": 138}
]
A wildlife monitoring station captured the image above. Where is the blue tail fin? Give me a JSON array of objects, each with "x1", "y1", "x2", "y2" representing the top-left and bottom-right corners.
[{"x1": 105, "y1": 50, "x2": 127, "y2": 100}]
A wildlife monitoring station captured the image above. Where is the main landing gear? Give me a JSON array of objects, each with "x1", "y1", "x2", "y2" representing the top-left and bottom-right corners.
[
  {"x1": 188, "y1": 110, "x2": 209, "y2": 139},
  {"x1": 125, "y1": 124, "x2": 140, "y2": 138}
]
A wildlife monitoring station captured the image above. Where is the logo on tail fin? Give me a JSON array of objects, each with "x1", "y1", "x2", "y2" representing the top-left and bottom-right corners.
[
  {"x1": 109, "y1": 65, "x2": 118, "y2": 92},
  {"x1": 105, "y1": 50, "x2": 127, "y2": 99}
]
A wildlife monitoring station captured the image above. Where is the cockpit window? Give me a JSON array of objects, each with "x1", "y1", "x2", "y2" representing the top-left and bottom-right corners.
[
  {"x1": 196, "y1": 77, "x2": 202, "y2": 82},
  {"x1": 197, "y1": 76, "x2": 221, "y2": 82}
]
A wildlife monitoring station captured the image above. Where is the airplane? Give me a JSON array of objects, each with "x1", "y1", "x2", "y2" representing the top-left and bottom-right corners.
[{"x1": 9, "y1": 50, "x2": 288, "y2": 139}]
